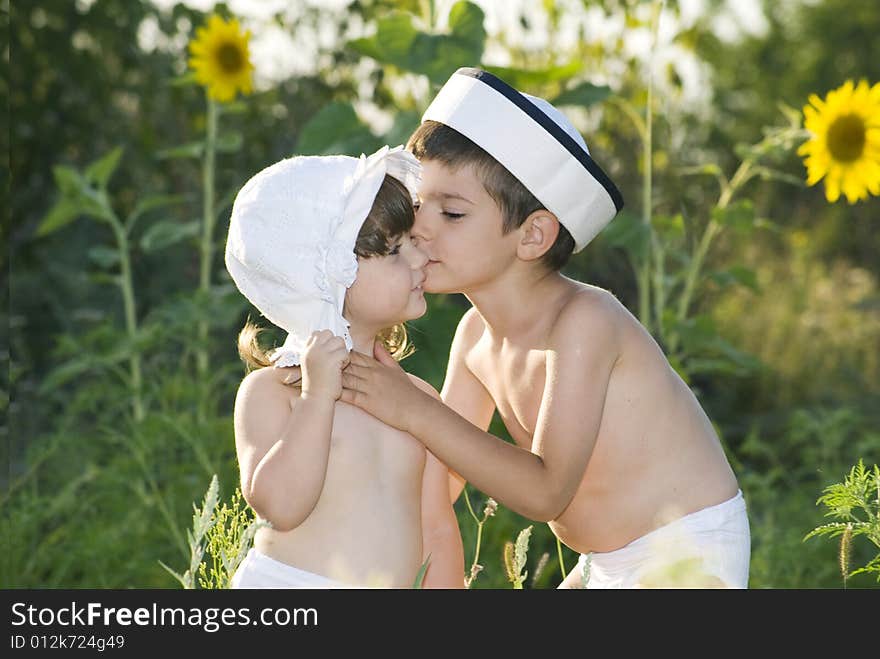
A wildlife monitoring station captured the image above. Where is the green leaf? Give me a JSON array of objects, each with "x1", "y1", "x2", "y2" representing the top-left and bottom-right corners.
[
  {"x1": 156, "y1": 141, "x2": 205, "y2": 160},
  {"x1": 126, "y1": 194, "x2": 187, "y2": 233},
  {"x1": 35, "y1": 198, "x2": 82, "y2": 238},
  {"x1": 347, "y1": 1, "x2": 485, "y2": 85},
  {"x1": 447, "y1": 0, "x2": 484, "y2": 46},
  {"x1": 712, "y1": 200, "x2": 755, "y2": 234},
  {"x1": 382, "y1": 110, "x2": 422, "y2": 147},
  {"x1": 348, "y1": 12, "x2": 418, "y2": 62},
  {"x1": 87, "y1": 245, "x2": 120, "y2": 269},
  {"x1": 85, "y1": 146, "x2": 124, "y2": 188},
  {"x1": 168, "y1": 72, "x2": 198, "y2": 87},
  {"x1": 87, "y1": 272, "x2": 121, "y2": 287},
  {"x1": 217, "y1": 100, "x2": 249, "y2": 115},
  {"x1": 679, "y1": 163, "x2": 723, "y2": 178},
  {"x1": 215, "y1": 131, "x2": 243, "y2": 153},
  {"x1": 38, "y1": 357, "x2": 96, "y2": 394},
  {"x1": 752, "y1": 166, "x2": 805, "y2": 187},
  {"x1": 296, "y1": 102, "x2": 381, "y2": 155},
  {"x1": 52, "y1": 164, "x2": 87, "y2": 197},
  {"x1": 140, "y1": 219, "x2": 201, "y2": 252},
  {"x1": 412, "y1": 554, "x2": 430, "y2": 589},
  {"x1": 599, "y1": 209, "x2": 650, "y2": 256},
  {"x1": 653, "y1": 213, "x2": 685, "y2": 240},
  {"x1": 50, "y1": 164, "x2": 111, "y2": 221},
  {"x1": 710, "y1": 265, "x2": 760, "y2": 293},
  {"x1": 410, "y1": 35, "x2": 479, "y2": 84},
  {"x1": 483, "y1": 60, "x2": 583, "y2": 90},
  {"x1": 551, "y1": 81, "x2": 612, "y2": 108}
]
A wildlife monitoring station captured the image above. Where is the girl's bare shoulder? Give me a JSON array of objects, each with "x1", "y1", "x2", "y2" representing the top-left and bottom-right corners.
[{"x1": 235, "y1": 365, "x2": 302, "y2": 413}]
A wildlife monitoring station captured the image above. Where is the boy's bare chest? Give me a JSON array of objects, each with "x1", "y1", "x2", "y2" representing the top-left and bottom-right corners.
[{"x1": 467, "y1": 342, "x2": 546, "y2": 447}]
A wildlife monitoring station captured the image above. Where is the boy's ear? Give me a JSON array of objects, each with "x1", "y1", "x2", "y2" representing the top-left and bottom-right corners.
[{"x1": 516, "y1": 210, "x2": 560, "y2": 261}]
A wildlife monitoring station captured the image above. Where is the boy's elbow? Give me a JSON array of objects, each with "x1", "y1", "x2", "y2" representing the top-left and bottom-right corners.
[{"x1": 531, "y1": 488, "x2": 572, "y2": 523}]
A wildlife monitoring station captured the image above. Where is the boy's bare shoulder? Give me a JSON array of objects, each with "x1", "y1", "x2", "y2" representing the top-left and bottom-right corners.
[
  {"x1": 549, "y1": 285, "x2": 624, "y2": 350},
  {"x1": 406, "y1": 372, "x2": 441, "y2": 400},
  {"x1": 451, "y1": 305, "x2": 486, "y2": 351},
  {"x1": 459, "y1": 305, "x2": 485, "y2": 334}
]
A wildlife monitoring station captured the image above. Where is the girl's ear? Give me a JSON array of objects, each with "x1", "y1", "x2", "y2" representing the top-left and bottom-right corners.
[{"x1": 516, "y1": 210, "x2": 560, "y2": 261}]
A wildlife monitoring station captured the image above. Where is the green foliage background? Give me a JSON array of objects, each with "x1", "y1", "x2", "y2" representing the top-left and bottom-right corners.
[{"x1": 5, "y1": 0, "x2": 879, "y2": 588}]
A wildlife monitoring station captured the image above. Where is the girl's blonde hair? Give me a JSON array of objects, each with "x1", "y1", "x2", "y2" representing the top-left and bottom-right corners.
[{"x1": 236, "y1": 173, "x2": 417, "y2": 374}]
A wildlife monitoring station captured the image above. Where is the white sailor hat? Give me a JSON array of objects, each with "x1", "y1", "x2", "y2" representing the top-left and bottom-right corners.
[{"x1": 422, "y1": 67, "x2": 624, "y2": 253}]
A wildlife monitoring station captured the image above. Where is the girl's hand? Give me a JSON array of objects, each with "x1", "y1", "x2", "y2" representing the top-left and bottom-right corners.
[{"x1": 301, "y1": 330, "x2": 350, "y2": 402}]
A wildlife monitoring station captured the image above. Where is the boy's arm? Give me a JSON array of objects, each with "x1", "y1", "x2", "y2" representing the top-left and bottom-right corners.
[
  {"x1": 410, "y1": 375, "x2": 466, "y2": 588},
  {"x1": 341, "y1": 294, "x2": 620, "y2": 522},
  {"x1": 439, "y1": 307, "x2": 496, "y2": 502}
]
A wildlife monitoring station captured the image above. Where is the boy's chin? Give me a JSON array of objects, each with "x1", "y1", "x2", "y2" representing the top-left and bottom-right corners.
[{"x1": 423, "y1": 281, "x2": 457, "y2": 295}]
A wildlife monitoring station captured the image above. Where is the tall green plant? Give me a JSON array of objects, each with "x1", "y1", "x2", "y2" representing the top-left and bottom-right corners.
[
  {"x1": 162, "y1": 475, "x2": 265, "y2": 589},
  {"x1": 461, "y1": 491, "x2": 496, "y2": 588},
  {"x1": 804, "y1": 459, "x2": 880, "y2": 585},
  {"x1": 601, "y1": 1, "x2": 809, "y2": 381},
  {"x1": 36, "y1": 148, "x2": 184, "y2": 423}
]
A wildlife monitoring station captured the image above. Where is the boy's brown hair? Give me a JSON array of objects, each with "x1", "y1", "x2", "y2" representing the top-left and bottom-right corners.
[{"x1": 407, "y1": 120, "x2": 575, "y2": 271}]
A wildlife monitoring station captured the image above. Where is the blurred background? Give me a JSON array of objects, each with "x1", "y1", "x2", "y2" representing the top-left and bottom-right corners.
[{"x1": 5, "y1": 0, "x2": 879, "y2": 588}]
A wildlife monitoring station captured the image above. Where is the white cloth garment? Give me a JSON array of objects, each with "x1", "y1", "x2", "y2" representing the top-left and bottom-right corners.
[
  {"x1": 422, "y1": 67, "x2": 624, "y2": 253},
  {"x1": 224, "y1": 145, "x2": 421, "y2": 367},
  {"x1": 230, "y1": 548, "x2": 352, "y2": 589},
  {"x1": 577, "y1": 490, "x2": 751, "y2": 588}
]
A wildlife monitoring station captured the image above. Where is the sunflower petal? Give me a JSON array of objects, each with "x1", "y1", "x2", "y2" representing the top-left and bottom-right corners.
[{"x1": 187, "y1": 13, "x2": 254, "y2": 103}]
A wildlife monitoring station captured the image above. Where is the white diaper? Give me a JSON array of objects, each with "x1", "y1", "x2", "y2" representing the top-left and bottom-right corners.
[
  {"x1": 230, "y1": 549, "x2": 351, "y2": 589},
  {"x1": 577, "y1": 490, "x2": 751, "y2": 588}
]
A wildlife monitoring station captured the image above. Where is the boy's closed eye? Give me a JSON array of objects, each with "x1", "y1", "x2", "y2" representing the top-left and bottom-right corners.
[{"x1": 441, "y1": 210, "x2": 465, "y2": 220}]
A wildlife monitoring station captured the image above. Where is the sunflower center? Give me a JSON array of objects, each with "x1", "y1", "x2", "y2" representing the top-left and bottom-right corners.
[
  {"x1": 215, "y1": 42, "x2": 244, "y2": 74},
  {"x1": 826, "y1": 114, "x2": 866, "y2": 163}
]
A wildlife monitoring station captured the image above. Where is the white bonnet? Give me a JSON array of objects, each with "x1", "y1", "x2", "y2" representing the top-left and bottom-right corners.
[{"x1": 224, "y1": 145, "x2": 421, "y2": 367}]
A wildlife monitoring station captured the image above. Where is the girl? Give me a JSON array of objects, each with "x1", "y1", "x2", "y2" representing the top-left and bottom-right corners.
[{"x1": 224, "y1": 146, "x2": 464, "y2": 588}]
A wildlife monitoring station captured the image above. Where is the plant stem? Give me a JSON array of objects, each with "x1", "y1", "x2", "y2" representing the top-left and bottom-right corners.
[
  {"x1": 196, "y1": 97, "x2": 218, "y2": 420},
  {"x1": 636, "y1": 0, "x2": 664, "y2": 331},
  {"x1": 673, "y1": 158, "x2": 753, "y2": 347},
  {"x1": 555, "y1": 535, "x2": 566, "y2": 580},
  {"x1": 639, "y1": 57, "x2": 653, "y2": 331},
  {"x1": 462, "y1": 488, "x2": 485, "y2": 588},
  {"x1": 110, "y1": 212, "x2": 144, "y2": 423}
]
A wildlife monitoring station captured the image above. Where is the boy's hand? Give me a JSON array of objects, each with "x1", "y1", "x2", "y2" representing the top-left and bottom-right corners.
[
  {"x1": 301, "y1": 330, "x2": 350, "y2": 402},
  {"x1": 340, "y1": 343, "x2": 428, "y2": 431}
]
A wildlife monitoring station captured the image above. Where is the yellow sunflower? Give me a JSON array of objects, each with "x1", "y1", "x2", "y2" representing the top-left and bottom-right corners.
[
  {"x1": 798, "y1": 79, "x2": 880, "y2": 204},
  {"x1": 188, "y1": 14, "x2": 254, "y2": 103}
]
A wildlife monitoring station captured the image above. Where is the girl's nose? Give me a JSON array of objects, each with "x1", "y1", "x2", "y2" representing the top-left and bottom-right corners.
[
  {"x1": 410, "y1": 242, "x2": 429, "y2": 269},
  {"x1": 412, "y1": 206, "x2": 432, "y2": 245}
]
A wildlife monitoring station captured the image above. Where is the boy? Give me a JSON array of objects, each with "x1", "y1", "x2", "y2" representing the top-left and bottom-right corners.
[{"x1": 340, "y1": 68, "x2": 750, "y2": 588}]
